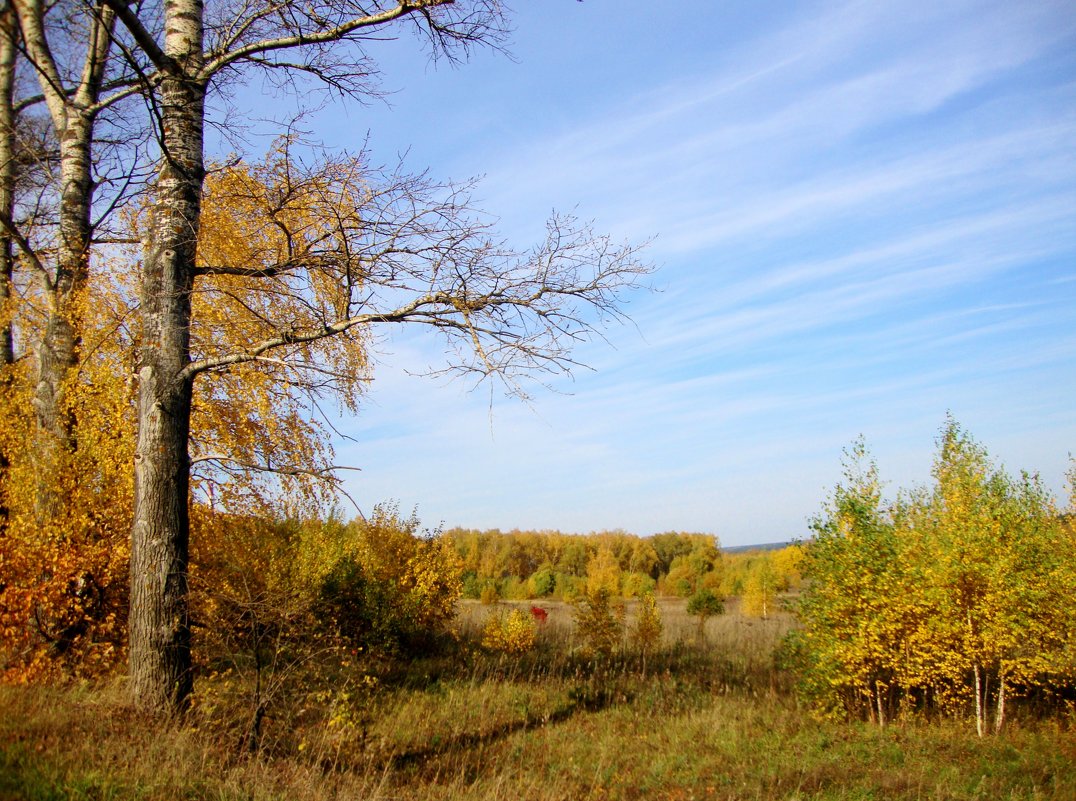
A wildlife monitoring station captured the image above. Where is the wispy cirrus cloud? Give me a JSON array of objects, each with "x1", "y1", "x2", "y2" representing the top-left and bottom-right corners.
[{"x1": 330, "y1": 0, "x2": 1076, "y2": 544}]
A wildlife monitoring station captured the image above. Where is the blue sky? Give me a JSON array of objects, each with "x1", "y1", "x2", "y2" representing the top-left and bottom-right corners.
[{"x1": 238, "y1": 0, "x2": 1076, "y2": 546}]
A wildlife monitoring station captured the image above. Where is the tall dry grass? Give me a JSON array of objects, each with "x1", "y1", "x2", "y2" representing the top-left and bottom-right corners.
[{"x1": 2, "y1": 596, "x2": 1074, "y2": 801}]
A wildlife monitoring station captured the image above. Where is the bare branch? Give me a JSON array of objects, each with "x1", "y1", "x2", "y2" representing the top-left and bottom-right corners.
[
  {"x1": 190, "y1": 451, "x2": 361, "y2": 477},
  {"x1": 182, "y1": 145, "x2": 649, "y2": 396},
  {"x1": 202, "y1": 1, "x2": 425, "y2": 79},
  {"x1": 99, "y1": 0, "x2": 173, "y2": 74}
]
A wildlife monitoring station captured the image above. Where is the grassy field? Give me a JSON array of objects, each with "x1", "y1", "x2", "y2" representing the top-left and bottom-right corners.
[{"x1": 2, "y1": 599, "x2": 1074, "y2": 801}]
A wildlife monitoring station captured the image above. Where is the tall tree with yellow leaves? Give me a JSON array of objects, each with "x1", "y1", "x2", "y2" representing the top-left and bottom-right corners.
[
  {"x1": 97, "y1": 0, "x2": 650, "y2": 714},
  {"x1": 926, "y1": 418, "x2": 1074, "y2": 735},
  {"x1": 6, "y1": 0, "x2": 149, "y2": 519},
  {"x1": 798, "y1": 437, "x2": 903, "y2": 723}
]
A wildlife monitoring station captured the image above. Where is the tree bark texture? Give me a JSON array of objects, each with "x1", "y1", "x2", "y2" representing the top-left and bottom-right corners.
[
  {"x1": 0, "y1": 6, "x2": 16, "y2": 534},
  {"x1": 993, "y1": 674, "x2": 1006, "y2": 735},
  {"x1": 128, "y1": 0, "x2": 206, "y2": 712},
  {"x1": 31, "y1": 131, "x2": 93, "y2": 519}
]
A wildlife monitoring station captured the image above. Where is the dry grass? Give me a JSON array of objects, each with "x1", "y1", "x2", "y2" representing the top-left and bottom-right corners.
[
  {"x1": 458, "y1": 597, "x2": 795, "y2": 652},
  {"x1": 2, "y1": 600, "x2": 1074, "y2": 801}
]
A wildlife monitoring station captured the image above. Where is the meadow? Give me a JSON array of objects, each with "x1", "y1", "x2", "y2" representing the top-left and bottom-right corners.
[{"x1": 2, "y1": 598, "x2": 1073, "y2": 801}]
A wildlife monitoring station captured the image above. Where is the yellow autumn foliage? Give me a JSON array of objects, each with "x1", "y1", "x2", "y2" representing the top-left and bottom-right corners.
[
  {"x1": 481, "y1": 608, "x2": 537, "y2": 655},
  {"x1": 0, "y1": 270, "x2": 133, "y2": 681},
  {"x1": 1, "y1": 148, "x2": 377, "y2": 680},
  {"x1": 795, "y1": 424, "x2": 1076, "y2": 733}
]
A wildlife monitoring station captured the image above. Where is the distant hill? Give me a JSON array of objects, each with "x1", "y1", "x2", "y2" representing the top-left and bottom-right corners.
[{"x1": 722, "y1": 541, "x2": 797, "y2": 554}]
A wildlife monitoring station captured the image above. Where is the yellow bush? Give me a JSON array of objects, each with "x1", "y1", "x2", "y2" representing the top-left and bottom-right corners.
[
  {"x1": 304, "y1": 504, "x2": 462, "y2": 652},
  {"x1": 481, "y1": 609, "x2": 537, "y2": 654},
  {"x1": 631, "y1": 592, "x2": 663, "y2": 655},
  {"x1": 0, "y1": 347, "x2": 133, "y2": 682}
]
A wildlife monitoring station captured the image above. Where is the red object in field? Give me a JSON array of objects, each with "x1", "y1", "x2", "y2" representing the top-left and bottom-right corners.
[{"x1": 530, "y1": 606, "x2": 549, "y2": 624}]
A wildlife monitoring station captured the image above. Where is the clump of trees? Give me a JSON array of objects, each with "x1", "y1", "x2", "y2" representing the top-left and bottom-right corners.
[
  {"x1": 0, "y1": 0, "x2": 650, "y2": 716},
  {"x1": 188, "y1": 503, "x2": 461, "y2": 751},
  {"x1": 446, "y1": 526, "x2": 809, "y2": 610},
  {"x1": 793, "y1": 418, "x2": 1076, "y2": 735},
  {"x1": 447, "y1": 528, "x2": 725, "y2": 601}
]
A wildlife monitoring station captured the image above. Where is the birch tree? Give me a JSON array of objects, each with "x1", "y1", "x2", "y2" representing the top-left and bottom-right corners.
[
  {"x1": 740, "y1": 559, "x2": 776, "y2": 620},
  {"x1": 0, "y1": 5, "x2": 17, "y2": 535},
  {"x1": 96, "y1": 0, "x2": 648, "y2": 713},
  {"x1": 6, "y1": 0, "x2": 145, "y2": 517},
  {"x1": 798, "y1": 438, "x2": 903, "y2": 723},
  {"x1": 797, "y1": 423, "x2": 1076, "y2": 732},
  {"x1": 928, "y1": 419, "x2": 1074, "y2": 735}
]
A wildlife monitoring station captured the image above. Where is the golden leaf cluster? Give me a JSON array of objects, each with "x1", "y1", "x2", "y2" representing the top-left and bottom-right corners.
[
  {"x1": 0, "y1": 152, "x2": 373, "y2": 680},
  {"x1": 481, "y1": 608, "x2": 537, "y2": 655}
]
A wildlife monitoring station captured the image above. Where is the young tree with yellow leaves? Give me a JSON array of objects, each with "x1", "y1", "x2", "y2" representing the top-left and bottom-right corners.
[
  {"x1": 924, "y1": 418, "x2": 1075, "y2": 735},
  {"x1": 795, "y1": 423, "x2": 1076, "y2": 733},
  {"x1": 740, "y1": 559, "x2": 777, "y2": 620},
  {"x1": 797, "y1": 437, "x2": 913, "y2": 724},
  {"x1": 586, "y1": 544, "x2": 622, "y2": 597}
]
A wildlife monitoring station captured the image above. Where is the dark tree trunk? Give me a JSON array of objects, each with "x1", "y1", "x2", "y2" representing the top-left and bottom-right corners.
[
  {"x1": 128, "y1": 0, "x2": 206, "y2": 712},
  {"x1": 128, "y1": 356, "x2": 194, "y2": 710}
]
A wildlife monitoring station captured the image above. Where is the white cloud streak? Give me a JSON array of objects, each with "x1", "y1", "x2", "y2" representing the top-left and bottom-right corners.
[{"x1": 331, "y1": 0, "x2": 1076, "y2": 545}]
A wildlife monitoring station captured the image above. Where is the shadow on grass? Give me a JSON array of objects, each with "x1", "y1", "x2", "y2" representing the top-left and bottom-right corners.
[{"x1": 370, "y1": 682, "x2": 625, "y2": 778}]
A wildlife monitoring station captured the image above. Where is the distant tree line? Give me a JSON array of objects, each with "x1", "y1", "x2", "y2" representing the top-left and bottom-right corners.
[{"x1": 442, "y1": 527, "x2": 804, "y2": 610}]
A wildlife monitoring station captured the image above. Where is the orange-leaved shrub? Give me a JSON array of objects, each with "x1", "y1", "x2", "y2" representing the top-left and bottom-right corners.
[{"x1": 0, "y1": 291, "x2": 134, "y2": 682}]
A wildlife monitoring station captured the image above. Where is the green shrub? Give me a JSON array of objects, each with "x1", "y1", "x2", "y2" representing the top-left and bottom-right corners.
[
  {"x1": 687, "y1": 588, "x2": 724, "y2": 617},
  {"x1": 553, "y1": 572, "x2": 584, "y2": 602},
  {"x1": 687, "y1": 588, "x2": 724, "y2": 640},
  {"x1": 529, "y1": 566, "x2": 556, "y2": 597},
  {"x1": 500, "y1": 576, "x2": 531, "y2": 600},
  {"x1": 621, "y1": 571, "x2": 656, "y2": 598},
  {"x1": 461, "y1": 570, "x2": 481, "y2": 599}
]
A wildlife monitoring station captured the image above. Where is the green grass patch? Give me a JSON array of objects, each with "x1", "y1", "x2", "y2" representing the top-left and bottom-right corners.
[{"x1": 2, "y1": 604, "x2": 1073, "y2": 800}]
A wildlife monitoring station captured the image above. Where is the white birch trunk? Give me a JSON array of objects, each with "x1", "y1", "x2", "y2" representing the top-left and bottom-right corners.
[
  {"x1": 993, "y1": 674, "x2": 1006, "y2": 735},
  {"x1": 12, "y1": 0, "x2": 115, "y2": 518},
  {"x1": 973, "y1": 662, "x2": 984, "y2": 738},
  {"x1": 0, "y1": 6, "x2": 16, "y2": 533}
]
